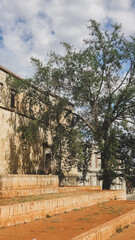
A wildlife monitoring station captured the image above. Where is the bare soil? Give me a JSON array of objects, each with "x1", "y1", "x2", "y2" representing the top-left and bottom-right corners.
[{"x1": 0, "y1": 200, "x2": 135, "y2": 240}]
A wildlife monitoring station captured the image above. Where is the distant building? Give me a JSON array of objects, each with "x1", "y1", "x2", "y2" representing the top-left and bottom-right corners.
[{"x1": 85, "y1": 145, "x2": 102, "y2": 187}]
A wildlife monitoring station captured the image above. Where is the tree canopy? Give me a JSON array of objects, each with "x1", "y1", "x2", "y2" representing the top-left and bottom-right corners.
[{"x1": 8, "y1": 20, "x2": 135, "y2": 189}]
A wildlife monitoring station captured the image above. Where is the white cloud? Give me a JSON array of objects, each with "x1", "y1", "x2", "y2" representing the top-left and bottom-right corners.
[
  {"x1": 0, "y1": 0, "x2": 134, "y2": 77},
  {"x1": 109, "y1": 0, "x2": 132, "y2": 10}
]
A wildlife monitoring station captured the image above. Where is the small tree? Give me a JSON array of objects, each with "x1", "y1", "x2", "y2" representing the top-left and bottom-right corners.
[{"x1": 77, "y1": 141, "x2": 92, "y2": 185}]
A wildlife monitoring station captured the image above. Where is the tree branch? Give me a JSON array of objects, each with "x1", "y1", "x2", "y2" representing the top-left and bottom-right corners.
[
  {"x1": 64, "y1": 108, "x2": 95, "y2": 131},
  {"x1": 116, "y1": 118, "x2": 135, "y2": 126},
  {"x1": 112, "y1": 67, "x2": 130, "y2": 95}
]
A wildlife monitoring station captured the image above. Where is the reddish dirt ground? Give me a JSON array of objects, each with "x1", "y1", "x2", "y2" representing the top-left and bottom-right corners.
[
  {"x1": 109, "y1": 222, "x2": 135, "y2": 240},
  {"x1": 0, "y1": 200, "x2": 135, "y2": 240}
]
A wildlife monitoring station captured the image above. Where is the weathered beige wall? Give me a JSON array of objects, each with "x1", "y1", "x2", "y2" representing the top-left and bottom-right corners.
[
  {"x1": 0, "y1": 68, "x2": 78, "y2": 178},
  {"x1": 0, "y1": 106, "x2": 44, "y2": 174},
  {"x1": 0, "y1": 69, "x2": 45, "y2": 174},
  {"x1": 0, "y1": 69, "x2": 102, "y2": 182},
  {"x1": 0, "y1": 108, "x2": 14, "y2": 173},
  {"x1": 0, "y1": 174, "x2": 59, "y2": 190}
]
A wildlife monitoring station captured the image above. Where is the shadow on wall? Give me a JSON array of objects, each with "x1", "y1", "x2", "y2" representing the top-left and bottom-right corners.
[
  {"x1": 7, "y1": 115, "x2": 44, "y2": 175},
  {"x1": 8, "y1": 135, "x2": 44, "y2": 174},
  {"x1": 9, "y1": 136, "x2": 20, "y2": 174}
]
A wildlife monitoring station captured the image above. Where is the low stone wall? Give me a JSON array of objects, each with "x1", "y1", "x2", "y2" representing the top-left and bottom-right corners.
[
  {"x1": 0, "y1": 190, "x2": 126, "y2": 227},
  {"x1": 0, "y1": 174, "x2": 58, "y2": 190},
  {"x1": 71, "y1": 208, "x2": 135, "y2": 240},
  {"x1": 0, "y1": 174, "x2": 101, "y2": 198},
  {"x1": 1, "y1": 185, "x2": 102, "y2": 198}
]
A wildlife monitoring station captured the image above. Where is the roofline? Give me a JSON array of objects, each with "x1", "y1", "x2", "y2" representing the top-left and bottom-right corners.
[
  {"x1": 0, "y1": 65, "x2": 58, "y2": 98},
  {"x1": 0, "y1": 65, "x2": 73, "y2": 106},
  {"x1": 0, "y1": 65, "x2": 23, "y2": 80}
]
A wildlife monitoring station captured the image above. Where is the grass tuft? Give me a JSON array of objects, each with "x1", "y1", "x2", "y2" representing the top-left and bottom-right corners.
[{"x1": 116, "y1": 225, "x2": 123, "y2": 233}]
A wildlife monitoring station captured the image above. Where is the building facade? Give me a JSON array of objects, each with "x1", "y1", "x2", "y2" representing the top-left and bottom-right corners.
[
  {"x1": 0, "y1": 66, "x2": 126, "y2": 189},
  {"x1": 0, "y1": 65, "x2": 77, "y2": 178},
  {"x1": 0, "y1": 66, "x2": 44, "y2": 174}
]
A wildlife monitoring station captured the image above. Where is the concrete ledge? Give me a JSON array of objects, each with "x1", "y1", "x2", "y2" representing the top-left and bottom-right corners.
[
  {"x1": 71, "y1": 209, "x2": 135, "y2": 240},
  {"x1": 0, "y1": 190, "x2": 126, "y2": 227}
]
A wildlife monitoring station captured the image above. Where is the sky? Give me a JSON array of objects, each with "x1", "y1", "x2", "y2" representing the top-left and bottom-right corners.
[{"x1": 0, "y1": 0, "x2": 135, "y2": 78}]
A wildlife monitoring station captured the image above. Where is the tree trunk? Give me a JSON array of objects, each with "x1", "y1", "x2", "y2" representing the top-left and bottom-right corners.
[
  {"x1": 102, "y1": 175, "x2": 111, "y2": 189},
  {"x1": 101, "y1": 151, "x2": 111, "y2": 190}
]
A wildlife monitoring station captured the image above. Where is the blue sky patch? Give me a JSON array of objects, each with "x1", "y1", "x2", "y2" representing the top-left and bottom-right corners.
[
  {"x1": 22, "y1": 32, "x2": 33, "y2": 43},
  {"x1": 131, "y1": 0, "x2": 135, "y2": 8},
  {"x1": 1, "y1": 0, "x2": 135, "y2": 77},
  {"x1": 0, "y1": 28, "x2": 4, "y2": 48},
  {"x1": 51, "y1": 31, "x2": 55, "y2": 35},
  {"x1": 37, "y1": 12, "x2": 46, "y2": 19},
  {"x1": 16, "y1": 18, "x2": 26, "y2": 24},
  {"x1": 104, "y1": 18, "x2": 114, "y2": 30}
]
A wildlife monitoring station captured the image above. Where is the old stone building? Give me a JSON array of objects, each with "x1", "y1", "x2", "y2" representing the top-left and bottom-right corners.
[
  {"x1": 0, "y1": 66, "x2": 44, "y2": 174},
  {"x1": 0, "y1": 65, "x2": 126, "y2": 189},
  {"x1": 0, "y1": 65, "x2": 78, "y2": 179}
]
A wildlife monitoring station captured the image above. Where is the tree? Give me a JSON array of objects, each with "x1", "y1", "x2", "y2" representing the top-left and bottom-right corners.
[
  {"x1": 35, "y1": 19, "x2": 134, "y2": 189},
  {"x1": 7, "y1": 20, "x2": 135, "y2": 189}
]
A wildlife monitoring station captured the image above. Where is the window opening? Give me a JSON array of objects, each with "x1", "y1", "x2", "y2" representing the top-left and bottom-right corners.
[
  {"x1": 11, "y1": 90, "x2": 16, "y2": 108},
  {"x1": 0, "y1": 82, "x2": 3, "y2": 102},
  {"x1": 43, "y1": 143, "x2": 51, "y2": 175},
  {"x1": 95, "y1": 154, "x2": 98, "y2": 168}
]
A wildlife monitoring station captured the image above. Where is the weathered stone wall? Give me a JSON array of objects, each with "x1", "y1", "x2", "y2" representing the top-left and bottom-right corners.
[
  {"x1": 0, "y1": 174, "x2": 59, "y2": 190},
  {"x1": 0, "y1": 106, "x2": 44, "y2": 174},
  {"x1": 0, "y1": 190, "x2": 126, "y2": 227},
  {"x1": 0, "y1": 68, "x2": 73, "y2": 176},
  {"x1": 71, "y1": 209, "x2": 135, "y2": 240},
  {"x1": 0, "y1": 69, "x2": 51, "y2": 175},
  {"x1": 0, "y1": 175, "x2": 101, "y2": 198},
  {"x1": 0, "y1": 174, "x2": 59, "y2": 198}
]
